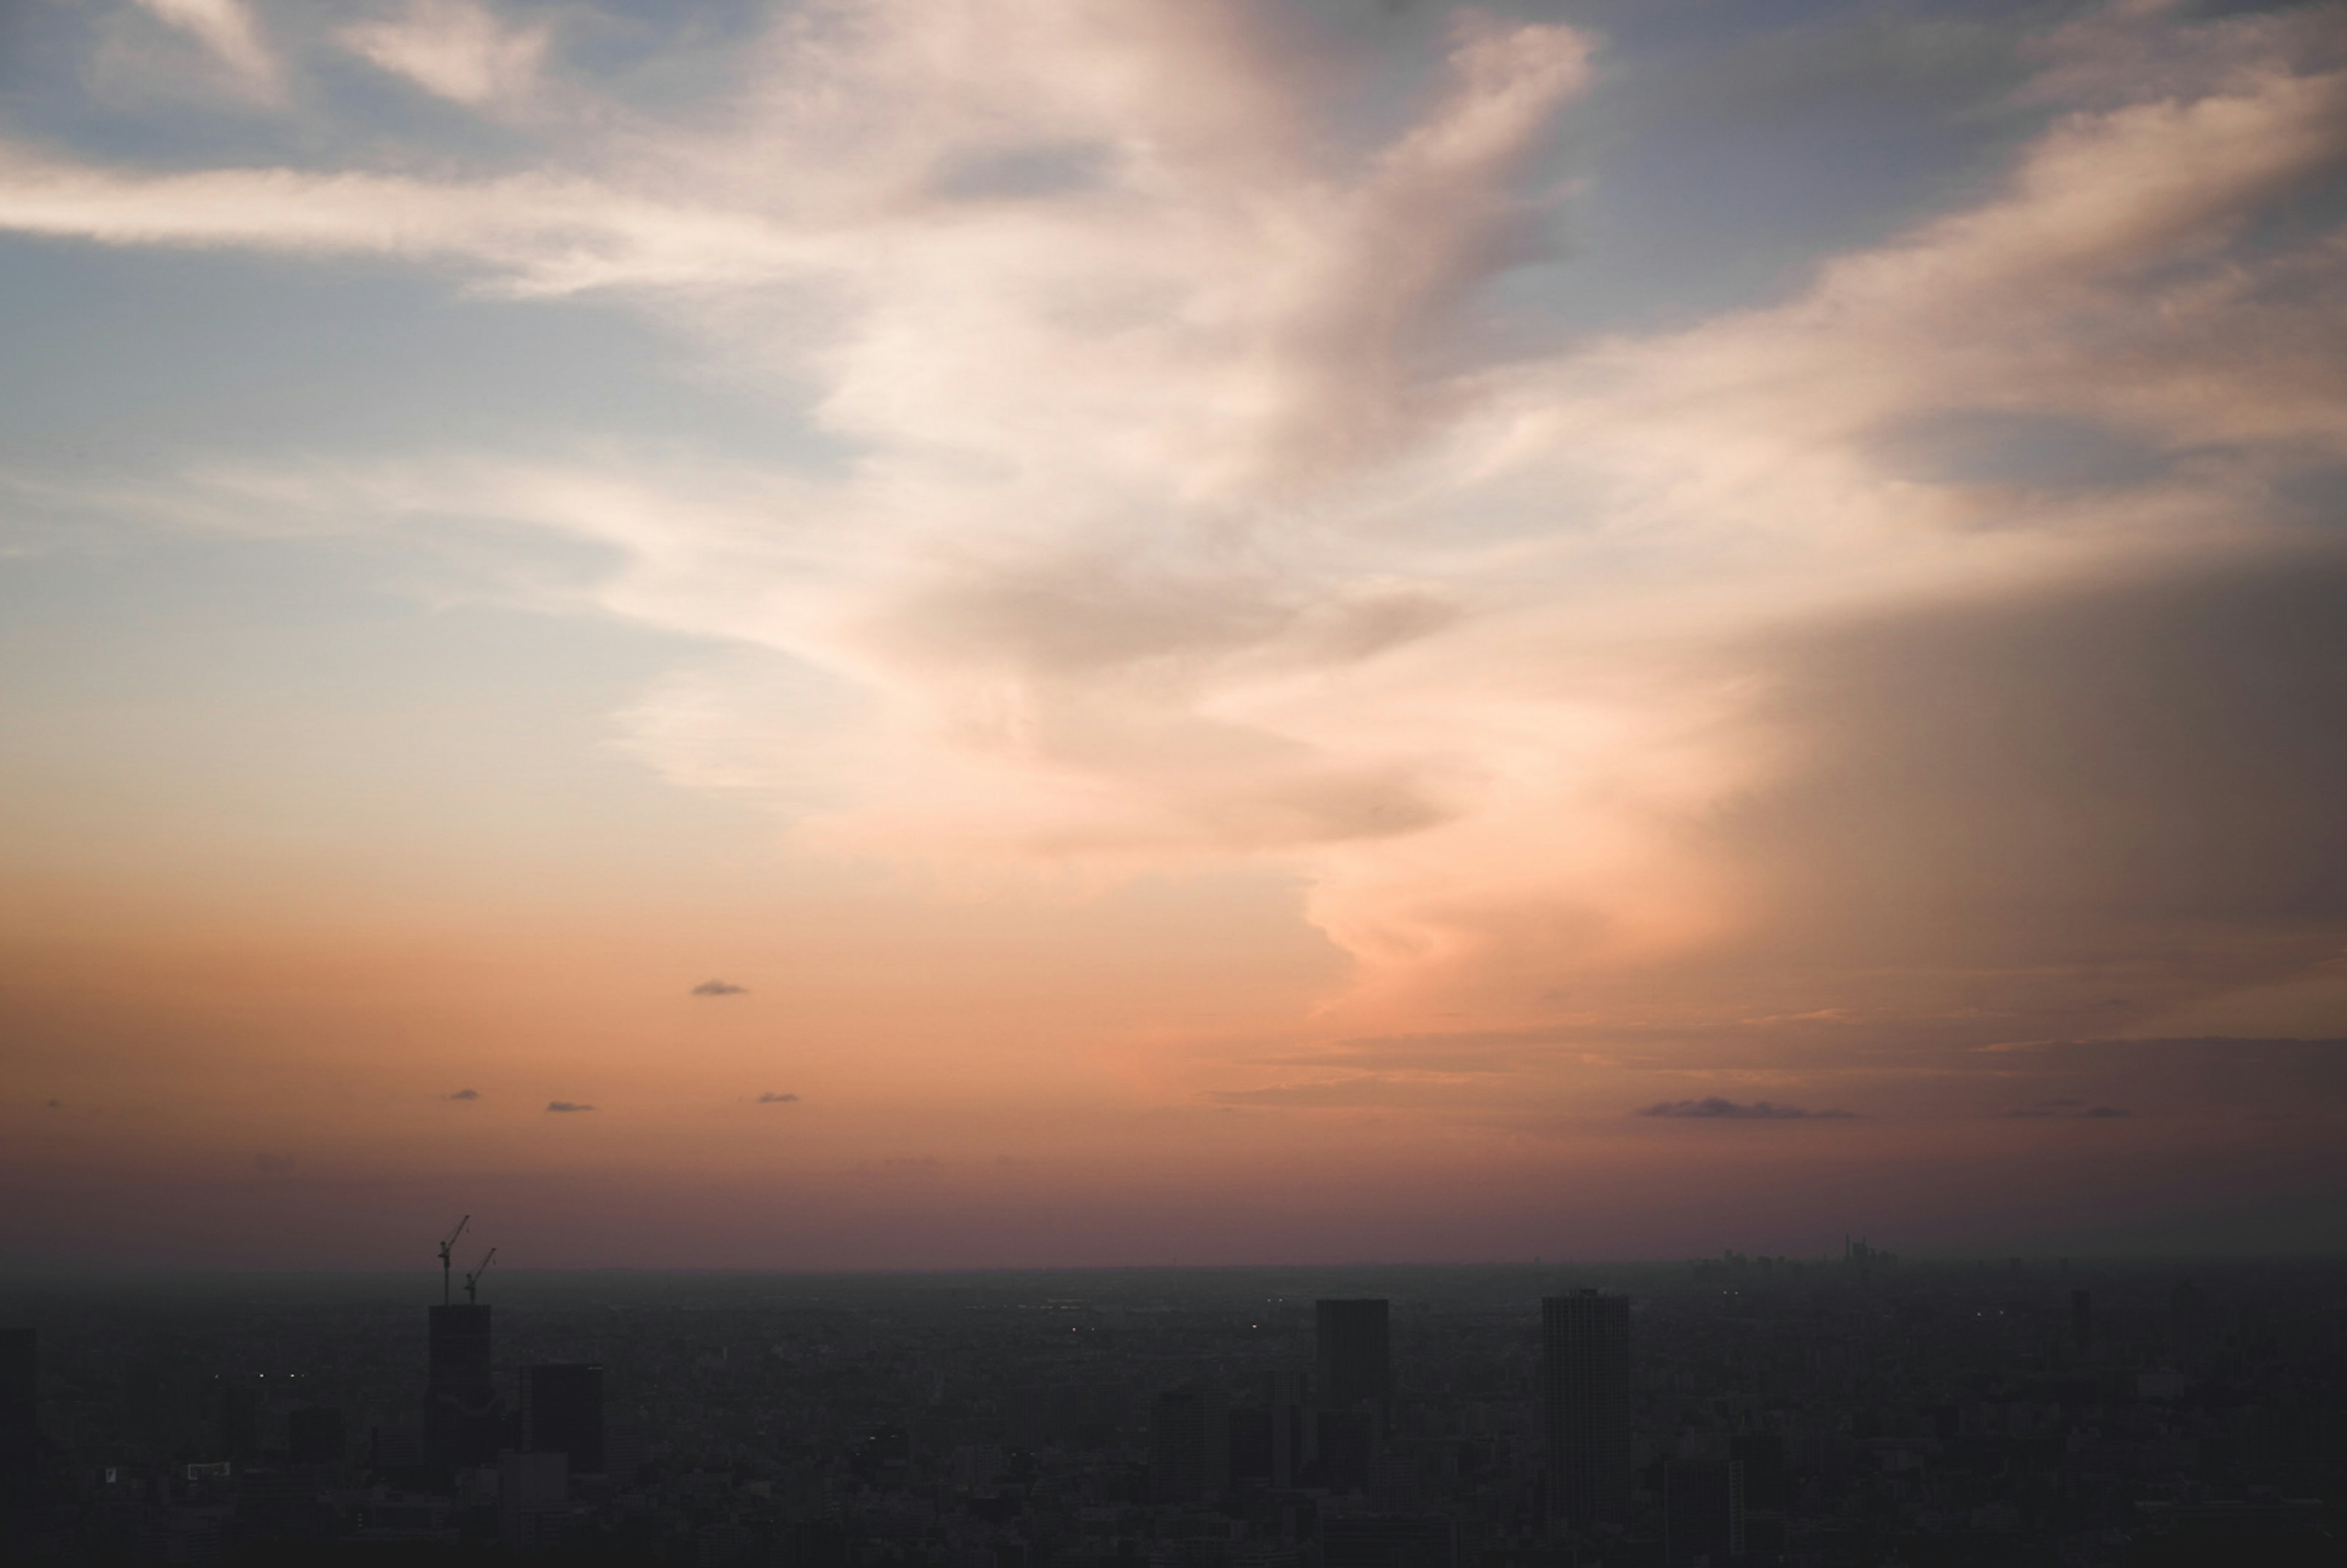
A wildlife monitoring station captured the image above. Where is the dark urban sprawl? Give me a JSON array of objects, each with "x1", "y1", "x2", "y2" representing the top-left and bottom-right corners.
[{"x1": 1, "y1": 1250, "x2": 2341, "y2": 1566}]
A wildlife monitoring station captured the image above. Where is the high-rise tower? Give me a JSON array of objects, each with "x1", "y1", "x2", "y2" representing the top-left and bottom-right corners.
[
  {"x1": 1314, "y1": 1299, "x2": 1391, "y2": 1415},
  {"x1": 0, "y1": 1327, "x2": 33, "y2": 1534},
  {"x1": 426, "y1": 1305, "x2": 499, "y2": 1467},
  {"x1": 523, "y1": 1363, "x2": 606, "y2": 1476},
  {"x1": 1150, "y1": 1382, "x2": 1229, "y2": 1503},
  {"x1": 1541, "y1": 1291, "x2": 1629, "y2": 1530}
]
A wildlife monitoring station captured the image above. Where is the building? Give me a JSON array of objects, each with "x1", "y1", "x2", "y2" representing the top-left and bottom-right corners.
[
  {"x1": 425, "y1": 1305, "x2": 499, "y2": 1467},
  {"x1": 499, "y1": 1447, "x2": 569, "y2": 1551},
  {"x1": 1, "y1": 1327, "x2": 33, "y2": 1532},
  {"x1": 522, "y1": 1363, "x2": 606, "y2": 1476},
  {"x1": 1266, "y1": 1369, "x2": 1309, "y2": 1488},
  {"x1": 1541, "y1": 1291, "x2": 1629, "y2": 1530},
  {"x1": 219, "y1": 1379, "x2": 260, "y2": 1465},
  {"x1": 1664, "y1": 1457, "x2": 1744, "y2": 1566},
  {"x1": 2169, "y1": 1281, "x2": 2209, "y2": 1378},
  {"x1": 287, "y1": 1405, "x2": 346, "y2": 1467},
  {"x1": 1315, "y1": 1299, "x2": 1391, "y2": 1416},
  {"x1": 1321, "y1": 1515, "x2": 1455, "y2": 1568},
  {"x1": 1150, "y1": 1382, "x2": 1229, "y2": 1503},
  {"x1": 1728, "y1": 1432, "x2": 1783, "y2": 1514}
]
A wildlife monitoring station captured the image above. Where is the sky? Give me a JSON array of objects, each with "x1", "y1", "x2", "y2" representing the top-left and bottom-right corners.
[{"x1": 2, "y1": 0, "x2": 2345, "y2": 1270}]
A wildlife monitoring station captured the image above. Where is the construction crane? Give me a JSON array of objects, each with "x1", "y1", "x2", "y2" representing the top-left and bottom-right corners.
[
  {"x1": 437, "y1": 1215, "x2": 471, "y2": 1306},
  {"x1": 463, "y1": 1247, "x2": 498, "y2": 1305}
]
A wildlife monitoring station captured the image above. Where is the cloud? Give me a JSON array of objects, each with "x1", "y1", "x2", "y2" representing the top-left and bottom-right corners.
[
  {"x1": 755, "y1": 1091, "x2": 799, "y2": 1103},
  {"x1": 691, "y1": 980, "x2": 749, "y2": 996},
  {"x1": 44, "y1": 1099, "x2": 62, "y2": 1111},
  {"x1": 340, "y1": 0, "x2": 552, "y2": 108},
  {"x1": 2010, "y1": 1098, "x2": 2131, "y2": 1119},
  {"x1": 545, "y1": 1100, "x2": 596, "y2": 1113},
  {"x1": 1637, "y1": 1098, "x2": 1857, "y2": 1121},
  {"x1": 445, "y1": 1088, "x2": 482, "y2": 1101},
  {"x1": 128, "y1": 0, "x2": 279, "y2": 95},
  {"x1": 6, "y1": 0, "x2": 2347, "y2": 1078},
  {"x1": 1210, "y1": 1077, "x2": 1426, "y2": 1108},
  {"x1": 253, "y1": 1151, "x2": 296, "y2": 1174}
]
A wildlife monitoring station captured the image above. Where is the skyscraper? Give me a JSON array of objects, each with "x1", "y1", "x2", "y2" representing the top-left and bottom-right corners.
[
  {"x1": 288, "y1": 1405, "x2": 347, "y2": 1467},
  {"x1": 1267, "y1": 1369, "x2": 1309, "y2": 1489},
  {"x1": 1315, "y1": 1299, "x2": 1391, "y2": 1415},
  {"x1": 1150, "y1": 1382, "x2": 1229, "y2": 1503},
  {"x1": 2170, "y1": 1280, "x2": 2209, "y2": 1379},
  {"x1": 0, "y1": 1327, "x2": 33, "y2": 1531},
  {"x1": 523, "y1": 1363, "x2": 606, "y2": 1476},
  {"x1": 1541, "y1": 1291, "x2": 1629, "y2": 1530},
  {"x1": 1664, "y1": 1457, "x2": 1744, "y2": 1566},
  {"x1": 425, "y1": 1304, "x2": 499, "y2": 1468},
  {"x1": 219, "y1": 1379, "x2": 260, "y2": 1465}
]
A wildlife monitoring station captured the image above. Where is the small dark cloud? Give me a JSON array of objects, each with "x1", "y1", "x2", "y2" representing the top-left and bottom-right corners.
[
  {"x1": 254, "y1": 1152, "x2": 296, "y2": 1175},
  {"x1": 691, "y1": 980, "x2": 747, "y2": 997},
  {"x1": 1637, "y1": 1097, "x2": 1857, "y2": 1120},
  {"x1": 756, "y1": 1091, "x2": 799, "y2": 1104},
  {"x1": 446, "y1": 1088, "x2": 481, "y2": 1101},
  {"x1": 45, "y1": 1099, "x2": 62, "y2": 1110},
  {"x1": 2010, "y1": 1098, "x2": 2129, "y2": 1119},
  {"x1": 546, "y1": 1101, "x2": 597, "y2": 1113}
]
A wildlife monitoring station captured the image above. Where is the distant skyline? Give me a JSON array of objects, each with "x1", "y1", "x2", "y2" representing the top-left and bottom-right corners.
[{"x1": 3, "y1": 0, "x2": 2345, "y2": 1268}]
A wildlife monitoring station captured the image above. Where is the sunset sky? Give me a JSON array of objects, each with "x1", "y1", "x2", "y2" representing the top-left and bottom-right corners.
[{"x1": 3, "y1": 0, "x2": 2345, "y2": 1270}]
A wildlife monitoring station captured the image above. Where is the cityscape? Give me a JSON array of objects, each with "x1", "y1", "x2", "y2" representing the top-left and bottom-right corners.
[
  {"x1": 6, "y1": 3, "x2": 2347, "y2": 1567},
  {"x1": 2, "y1": 1244, "x2": 2340, "y2": 1564}
]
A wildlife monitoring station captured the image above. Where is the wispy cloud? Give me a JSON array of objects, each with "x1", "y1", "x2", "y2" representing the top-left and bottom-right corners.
[
  {"x1": 1637, "y1": 1099, "x2": 1857, "y2": 1121},
  {"x1": 755, "y1": 1091, "x2": 799, "y2": 1104},
  {"x1": 340, "y1": 0, "x2": 551, "y2": 108},
  {"x1": 4, "y1": 0, "x2": 2344, "y2": 1070},
  {"x1": 444, "y1": 1088, "x2": 482, "y2": 1101},
  {"x1": 129, "y1": 0, "x2": 281, "y2": 97},
  {"x1": 545, "y1": 1100, "x2": 596, "y2": 1113},
  {"x1": 1210, "y1": 1077, "x2": 1423, "y2": 1109},
  {"x1": 691, "y1": 980, "x2": 749, "y2": 997}
]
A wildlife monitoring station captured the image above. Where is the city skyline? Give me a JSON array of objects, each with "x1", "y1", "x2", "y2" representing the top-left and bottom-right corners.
[{"x1": 5, "y1": 1258, "x2": 2335, "y2": 1563}]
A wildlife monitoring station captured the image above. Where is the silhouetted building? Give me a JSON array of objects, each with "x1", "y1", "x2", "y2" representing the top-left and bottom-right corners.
[
  {"x1": 1151, "y1": 1382, "x2": 1228, "y2": 1503},
  {"x1": 1233, "y1": 1369, "x2": 1313, "y2": 1487},
  {"x1": 1267, "y1": 1368, "x2": 1309, "y2": 1488},
  {"x1": 1230, "y1": 1403, "x2": 1272, "y2": 1482},
  {"x1": 0, "y1": 1328, "x2": 33, "y2": 1530},
  {"x1": 499, "y1": 1447, "x2": 568, "y2": 1551},
  {"x1": 219, "y1": 1379, "x2": 260, "y2": 1465},
  {"x1": 1317, "y1": 1406, "x2": 1378, "y2": 1492},
  {"x1": 1321, "y1": 1515, "x2": 1455, "y2": 1568},
  {"x1": 426, "y1": 1305, "x2": 499, "y2": 1467},
  {"x1": 1316, "y1": 1299, "x2": 1391, "y2": 1415},
  {"x1": 2170, "y1": 1280, "x2": 2210, "y2": 1378},
  {"x1": 1664, "y1": 1457, "x2": 1744, "y2": 1565},
  {"x1": 1728, "y1": 1432, "x2": 1783, "y2": 1515},
  {"x1": 288, "y1": 1405, "x2": 346, "y2": 1467},
  {"x1": 1542, "y1": 1291, "x2": 1629, "y2": 1530},
  {"x1": 2071, "y1": 1288, "x2": 2093, "y2": 1363},
  {"x1": 240, "y1": 1469, "x2": 328, "y2": 1545},
  {"x1": 522, "y1": 1363, "x2": 605, "y2": 1475}
]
